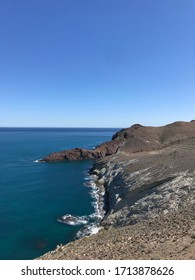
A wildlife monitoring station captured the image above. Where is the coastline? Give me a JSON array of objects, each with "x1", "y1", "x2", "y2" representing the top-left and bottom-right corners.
[
  {"x1": 56, "y1": 166, "x2": 107, "y2": 239},
  {"x1": 75, "y1": 169, "x2": 106, "y2": 238},
  {"x1": 38, "y1": 121, "x2": 195, "y2": 259}
]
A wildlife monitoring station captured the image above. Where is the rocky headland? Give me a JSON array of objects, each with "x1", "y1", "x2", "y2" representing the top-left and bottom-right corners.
[{"x1": 38, "y1": 121, "x2": 195, "y2": 259}]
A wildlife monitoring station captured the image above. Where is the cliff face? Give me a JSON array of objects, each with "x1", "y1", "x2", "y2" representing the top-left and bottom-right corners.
[
  {"x1": 93, "y1": 138, "x2": 195, "y2": 228},
  {"x1": 38, "y1": 120, "x2": 195, "y2": 260}
]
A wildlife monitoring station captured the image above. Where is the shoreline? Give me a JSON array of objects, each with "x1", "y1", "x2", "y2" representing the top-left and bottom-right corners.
[
  {"x1": 75, "y1": 168, "x2": 106, "y2": 238},
  {"x1": 56, "y1": 165, "x2": 107, "y2": 240},
  {"x1": 38, "y1": 121, "x2": 195, "y2": 259}
]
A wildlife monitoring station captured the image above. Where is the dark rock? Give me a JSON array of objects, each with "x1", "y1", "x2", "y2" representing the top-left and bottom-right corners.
[{"x1": 40, "y1": 140, "x2": 121, "y2": 162}]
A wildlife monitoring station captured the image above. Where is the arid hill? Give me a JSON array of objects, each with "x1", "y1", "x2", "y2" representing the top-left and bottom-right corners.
[{"x1": 40, "y1": 120, "x2": 195, "y2": 162}]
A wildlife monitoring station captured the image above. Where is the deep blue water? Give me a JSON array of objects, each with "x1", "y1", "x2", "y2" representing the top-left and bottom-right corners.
[{"x1": 0, "y1": 127, "x2": 118, "y2": 259}]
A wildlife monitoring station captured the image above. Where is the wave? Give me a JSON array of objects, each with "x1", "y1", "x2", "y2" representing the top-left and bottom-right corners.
[
  {"x1": 85, "y1": 174, "x2": 106, "y2": 221},
  {"x1": 76, "y1": 224, "x2": 102, "y2": 238},
  {"x1": 57, "y1": 171, "x2": 106, "y2": 238},
  {"x1": 57, "y1": 214, "x2": 89, "y2": 226},
  {"x1": 33, "y1": 159, "x2": 40, "y2": 163}
]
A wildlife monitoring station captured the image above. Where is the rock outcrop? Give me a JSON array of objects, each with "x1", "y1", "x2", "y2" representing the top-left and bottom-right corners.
[
  {"x1": 40, "y1": 120, "x2": 195, "y2": 162},
  {"x1": 40, "y1": 140, "x2": 121, "y2": 162}
]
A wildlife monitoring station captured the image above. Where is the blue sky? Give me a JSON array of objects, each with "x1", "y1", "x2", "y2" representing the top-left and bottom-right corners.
[{"x1": 0, "y1": 0, "x2": 195, "y2": 127}]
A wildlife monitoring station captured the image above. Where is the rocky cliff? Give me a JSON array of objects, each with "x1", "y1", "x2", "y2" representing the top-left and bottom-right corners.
[
  {"x1": 40, "y1": 140, "x2": 121, "y2": 161},
  {"x1": 38, "y1": 120, "x2": 195, "y2": 260}
]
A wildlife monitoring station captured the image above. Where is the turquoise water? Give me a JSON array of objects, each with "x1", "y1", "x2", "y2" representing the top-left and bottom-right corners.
[{"x1": 0, "y1": 128, "x2": 118, "y2": 259}]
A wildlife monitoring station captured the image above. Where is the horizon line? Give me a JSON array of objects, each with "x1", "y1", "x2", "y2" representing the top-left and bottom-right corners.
[{"x1": 0, "y1": 126, "x2": 122, "y2": 129}]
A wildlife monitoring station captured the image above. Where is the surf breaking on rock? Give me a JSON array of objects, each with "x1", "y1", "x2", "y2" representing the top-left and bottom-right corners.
[{"x1": 57, "y1": 171, "x2": 105, "y2": 238}]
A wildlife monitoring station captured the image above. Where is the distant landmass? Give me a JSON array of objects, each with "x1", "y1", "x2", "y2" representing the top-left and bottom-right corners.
[{"x1": 39, "y1": 120, "x2": 195, "y2": 259}]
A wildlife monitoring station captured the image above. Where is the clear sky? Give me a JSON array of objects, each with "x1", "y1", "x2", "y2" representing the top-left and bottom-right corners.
[{"x1": 0, "y1": 0, "x2": 195, "y2": 128}]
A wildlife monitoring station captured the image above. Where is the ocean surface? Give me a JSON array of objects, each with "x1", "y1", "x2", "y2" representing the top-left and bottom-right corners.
[{"x1": 0, "y1": 127, "x2": 118, "y2": 260}]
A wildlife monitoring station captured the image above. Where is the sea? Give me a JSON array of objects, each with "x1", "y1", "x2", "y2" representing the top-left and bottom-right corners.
[{"x1": 0, "y1": 127, "x2": 118, "y2": 260}]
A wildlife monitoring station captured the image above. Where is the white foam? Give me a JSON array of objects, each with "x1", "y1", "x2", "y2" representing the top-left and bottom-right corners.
[
  {"x1": 76, "y1": 224, "x2": 102, "y2": 238},
  {"x1": 90, "y1": 225, "x2": 102, "y2": 235},
  {"x1": 57, "y1": 214, "x2": 88, "y2": 226},
  {"x1": 85, "y1": 174, "x2": 98, "y2": 182},
  {"x1": 33, "y1": 159, "x2": 40, "y2": 163},
  {"x1": 89, "y1": 182, "x2": 97, "y2": 188},
  {"x1": 58, "y1": 171, "x2": 106, "y2": 239}
]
